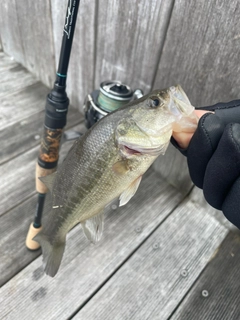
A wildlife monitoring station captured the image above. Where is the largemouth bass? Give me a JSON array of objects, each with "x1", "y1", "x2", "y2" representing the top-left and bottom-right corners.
[{"x1": 34, "y1": 85, "x2": 198, "y2": 277}]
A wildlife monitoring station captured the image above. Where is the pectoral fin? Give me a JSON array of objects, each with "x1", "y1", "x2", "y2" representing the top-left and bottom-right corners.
[
  {"x1": 119, "y1": 176, "x2": 142, "y2": 206},
  {"x1": 81, "y1": 210, "x2": 104, "y2": 244}
]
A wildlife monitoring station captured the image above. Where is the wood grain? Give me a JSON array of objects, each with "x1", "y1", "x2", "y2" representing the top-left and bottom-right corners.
[
  {"x1": 0, "y1": 194, "x2": 41, "y2": 287},
  {"x1": 0, "y1": 0, "x2": 25, "y2": 66},
  {"x1": 0, "y1": 108, "x2": 83, "y2": 165},
  {"x1": 0, "y1": 122, "x2": 85, "y2": 217},
  {"x1": 75, "y1": 199, "x2": 227, "y2": 320},
  {"x1": 0, "y1": 52, "x2": 84, "y2": 164},
  {"x1": 171, "y1": 231, "x2": 240, "y2": 320},
  {"x1": 95, "y1": 0, "x2": 174, "y2": 94},
  {"x1": 0, "y1": 66, "x2": 38, "y2": 99},
  {"x1": 0, "y1": 1, "x2": 55, "y2": 88},
  {"x1": 153, "y1": 143, "x2": 193, "y2": 193},
  {"x1": 0, "y1": 170, "x2": 184, "y2": 319},
  {"x1": 16, "y1": 0, "x2": 56, "y2": 87},
  {"x1": 154, "y1": 0, "x2": 240, "y2": 106}
]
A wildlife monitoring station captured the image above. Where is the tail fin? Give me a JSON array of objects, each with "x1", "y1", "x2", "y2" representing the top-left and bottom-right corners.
[{"x1": 33, "y1": 233, "x2": 65, "y2": 277}]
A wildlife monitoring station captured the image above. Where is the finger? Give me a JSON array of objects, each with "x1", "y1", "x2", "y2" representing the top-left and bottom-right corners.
[
  {"x1": 172, "y1": 111, "x2": 210, "y2": 149},
  {"x1": 222, "y1": 176, "x2": 240, "y2": 229},
  {"x1": 187, "y1": 113, "x2": 225, "y2": 188},
  {"x1": 203, "y1": 123, "x2": 240, "y2": 210}
]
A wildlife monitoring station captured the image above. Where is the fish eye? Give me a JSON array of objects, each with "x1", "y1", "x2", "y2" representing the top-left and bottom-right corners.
[{"x1": 149, "y1": 97, "x2": 160, "y2": 108}]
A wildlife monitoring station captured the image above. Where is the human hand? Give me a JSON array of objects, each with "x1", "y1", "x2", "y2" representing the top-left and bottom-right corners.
[{"x1": 172, "y1": 100, "x2": 240, "y2": 229}]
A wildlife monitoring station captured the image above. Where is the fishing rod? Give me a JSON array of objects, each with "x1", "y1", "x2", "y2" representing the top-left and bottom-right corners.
[{"x1": 26, "y1": 0, "x2": 81, "y2": 250}]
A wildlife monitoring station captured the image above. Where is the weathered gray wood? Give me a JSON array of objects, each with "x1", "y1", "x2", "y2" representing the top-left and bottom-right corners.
[
  {"x1": 170, "y1": 231, "x2": 240, "y2": 320},
  {"x1": 0, "y1": 122, "x2": 85, "y2": 217},
  {"x1": 0, "y1": 66, "x2": 38, "y2": 100},
  {"x1": 0, "y1": 52, "x2": 85, "y2": 163},
  {"x1": 75, "y1": 199, "x2": 227, "y2": 320},
  {"x1": 95, "y1": 0, "x2": 174, "y2": 94},
  {"x1": 51, "y1": 0, "x2": 96, "y2": 109},
  {"x1": 153, "y1": 143, "x2": 193, "y2": 193},
  {"x1": 0, "y1": 0, "x2": 25, "y2": 66},
  {"x1": 189, "y1": 186, "x2": 236, "y2": 230},
  {"x1": 0, "y1": 194, "x2": 40, "y2": 287},
  {"x1": 16, "y1": 1, "x2": 56, "y2": 87},
  {"x1": 0, "y1": 1, "x2": 55, "y2": 88},
  {"x1": 154, "y1": 0, "x2": 240, "y2": 106},
  {"x1": 0, "y1": 108, "x2": 84, "y2": 165},
  {"x1": 0, "y1": 81, "x2": 47, "y2": 130},
  {"x1": 0, "y1": 123, "x2": 85, "y2": 286},
  {"x1": 0, "y1": 170, "x2": 184, "y2": 319},
  {"x1": 0, "y1": 52, "x2": 19, "y2": 70}
]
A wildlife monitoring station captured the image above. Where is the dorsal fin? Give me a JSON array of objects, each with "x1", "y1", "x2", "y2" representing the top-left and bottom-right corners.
[{"x1": 39, "y1": 172, "x2": 57, "y2": 193}]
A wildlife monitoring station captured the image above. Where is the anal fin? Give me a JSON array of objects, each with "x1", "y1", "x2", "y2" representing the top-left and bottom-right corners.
[{"x1": 81, "y1": 210, "x2": 104, "y2": 244}]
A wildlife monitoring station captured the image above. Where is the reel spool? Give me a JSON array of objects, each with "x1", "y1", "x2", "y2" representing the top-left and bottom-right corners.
[{"x1": 83, "y1": 80, "x2": 143, "y2": 128}]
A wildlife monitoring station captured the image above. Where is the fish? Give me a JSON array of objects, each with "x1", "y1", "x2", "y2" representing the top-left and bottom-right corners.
[{"x1": 34, "y1": 85, "x2": 198, "y2": 277}]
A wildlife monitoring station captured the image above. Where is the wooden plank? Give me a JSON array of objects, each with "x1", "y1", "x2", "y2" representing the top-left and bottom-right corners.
[
  {"x1": 75, "y1": 199, "x2": 227, "y2": 320},
  {"x1": 0, "y1": 0, "x2": 25, "y2": 66},
  {"x1": 0, "y1": 194, "x2": 40, "y2": 287},
  {"x1": 0, "y1": 125, "x2": 85, "y2": 287},
  {"x1": 0, "y1": 122, "x2": 85, "y2": 216},
  {"x1": 0, "y1": 52, "x2": 85, "y2": 163},
  {"x1": 0, "y1": 108, "x2": 85, "y2": 165},
  {"x1": 0, "y1": 52, "x2": 19, "y2": 70},
  {"x1": 0, "y1": 1, "x2": 55, "y2": 88},
  {"x1": 0, "y1": 170, "x2": 184, "y2": 319},
  {"x1": 153, "y1": 143, "x2": 193, "y2": 193},
  {"x1": 14, "y1": 0, "x2": 56, "y2": 87},
  {"x1": 154, "y1": 0, "x2": 240, "y2": 106},
  {"x1": 170, "y1": 231, "x2": 240, "y2": 320},
  {"x1": 51, "y1": 0, "x2": 96, "y2": 109},
  {"x1": 95, "y1": 0, "x2": 174, "y2": 94},
  {"x1": 0, "y1": 66, "x2": 38, "y2": 100},
  {"x1": 0, "y1": 82, "x2": 47, "y2": 130},
  {"x1": 189, "y1": 186, "x2": 235, "y2": 230}
]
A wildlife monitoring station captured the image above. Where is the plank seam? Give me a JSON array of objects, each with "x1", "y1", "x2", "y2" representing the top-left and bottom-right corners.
[
  {"x1": 0, "y1": 119, "x2": 85, "y2": 166},
  {"x1": 68, "y1": 191, "x2": 191, "y2": 319},
  {"x1": 93, "y1": 0, "x2": 99, "y2": 89},
  {"x1": 167, "y1": 230, "x2": 230, "y2": 320},
  {"x1": 151, "y1": 0, "x2": 175, "y2": 90}
]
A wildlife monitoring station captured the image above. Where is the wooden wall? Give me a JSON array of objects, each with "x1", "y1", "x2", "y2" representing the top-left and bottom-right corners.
[{"x1": 1, "y1": 0, "x2": 239, "y2": 111}]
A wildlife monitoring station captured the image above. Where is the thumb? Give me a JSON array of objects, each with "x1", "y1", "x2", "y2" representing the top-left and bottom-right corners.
[{"x1": 172, "y1": 110, "x2": 209, "y2": 149}]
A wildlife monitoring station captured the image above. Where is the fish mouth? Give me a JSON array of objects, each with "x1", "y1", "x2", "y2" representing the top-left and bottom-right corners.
[
  {"x1": 169, "y1": 85, "x2": 193, "y2": 116},
  {"x1": 120, "y1": 143, "x2": 163, "y2": 157}
]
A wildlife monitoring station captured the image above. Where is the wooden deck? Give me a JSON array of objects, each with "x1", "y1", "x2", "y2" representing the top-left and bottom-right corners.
[{"x1": 1, "y1": 53, "x2": 240, "y2": 320}]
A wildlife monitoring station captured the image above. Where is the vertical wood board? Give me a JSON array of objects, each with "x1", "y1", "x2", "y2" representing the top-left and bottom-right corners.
[
  {"x1": 95, "y1": 0, "x2": 174, "y2": 94},
  {"x1": 154, "y1": 0, "x2": 240, "y2": 106},
  {"x1": 14, "y1": 0, "x2": 56, "y2": 87},
  {"x1": 0, "y1": 1, "x2": 55, "y2": 87},
  {"x1": 0, "y1": 0, "x2": 25, "y2": 65}
]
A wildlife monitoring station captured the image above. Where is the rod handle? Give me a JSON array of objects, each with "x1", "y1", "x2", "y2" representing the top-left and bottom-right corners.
[
  {"x1": 25, "y1": 223, "x2": 42, "y2": 250},
  {"x1": 36, "y1": 163, "x2": 56, "y2": 193}
]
